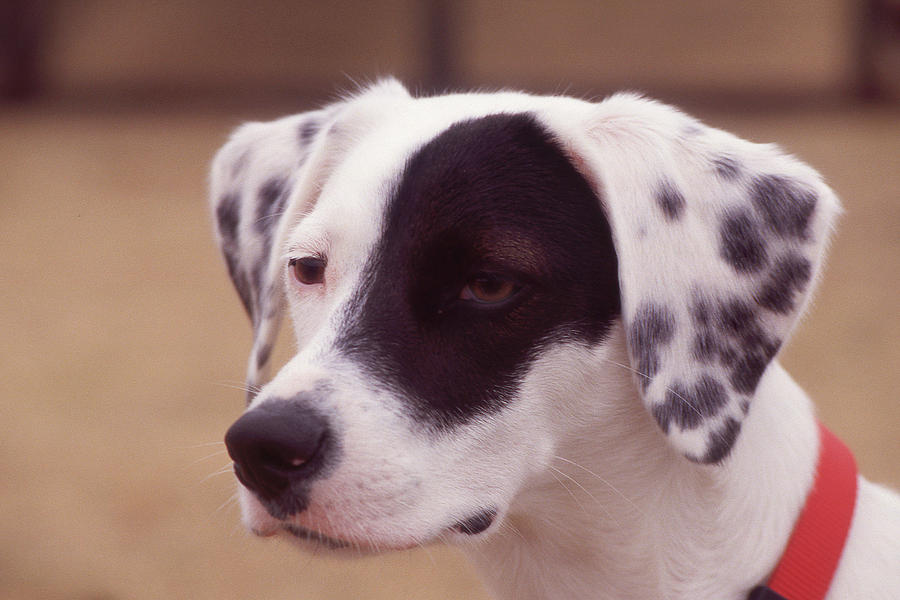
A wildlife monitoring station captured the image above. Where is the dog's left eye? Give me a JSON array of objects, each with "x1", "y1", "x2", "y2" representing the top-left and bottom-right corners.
[
  {"x1": 460, "y1": 274, "x2": 521, "y2": 305},
  {"x1": 289, "y1": 256, "x2": 326, "y2": 285}
]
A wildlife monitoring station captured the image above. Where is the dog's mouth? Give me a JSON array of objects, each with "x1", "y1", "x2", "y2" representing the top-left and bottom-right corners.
[
  {"x1": 278, "y1": 522, "x2": 422, "y2": 553},
  {"x1": 250, "y1": 504, "x2": 499, "y2": 553},
  {"x1": 282, "y1": 523, "x2": 352, "y2": 549},
  {"x1": 451, "y1": 508, "x2": 497, "y2": 535}
]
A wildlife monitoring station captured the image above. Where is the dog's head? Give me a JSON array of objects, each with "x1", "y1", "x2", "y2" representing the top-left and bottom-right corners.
[{"x1": 209, "y1": 80, "x2": 839, "y2": 551}]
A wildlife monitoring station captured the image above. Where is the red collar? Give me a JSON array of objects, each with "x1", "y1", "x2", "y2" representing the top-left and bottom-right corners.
[{"x1": 749, "y1": 422, "x2": 858, "y2": 600}]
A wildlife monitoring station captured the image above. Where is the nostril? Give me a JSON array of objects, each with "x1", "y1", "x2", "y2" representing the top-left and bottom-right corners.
[
  {"x1": 224, "y1": 400, "x2": 330, "y2": 500},
  {"x1": 255, "y1": 437, "x2": 318, "y2": 473},
  {"x1": 263, "y1": 448, "x2": 308, "y2": 470}
]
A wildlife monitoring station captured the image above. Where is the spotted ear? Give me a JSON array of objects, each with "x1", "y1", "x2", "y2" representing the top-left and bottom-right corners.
[
  {"x1": 209, "y1": 106, "x2": 336, "y2": 401},
  {"x1": 208, "y1": 78, "x2": 411, "y2": 402},
  {"x1": 545, "y1": 93, "x2": 840, "y2": 463}
]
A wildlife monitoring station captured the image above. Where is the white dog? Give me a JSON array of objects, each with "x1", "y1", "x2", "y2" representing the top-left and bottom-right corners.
[{"x1": 209, "y1": 80, "x2": 899, "y2": 599}]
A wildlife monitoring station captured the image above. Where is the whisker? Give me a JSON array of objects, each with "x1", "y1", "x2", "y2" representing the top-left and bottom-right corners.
[
  {"x1": 200, "y1": 464, "x2": 235, "y2": 485},
  {"x1": 418, "y1": 542, "x2": 437, "y2": 567},
  {"x1": 185, "y1": 440, "x2": 226, "y2": 449},
  {"x1": 211, "y1": 380, "x2": 263, "y2": 395},
  {"x1": 550, "y1": 465, "x2": 617, "y2": 526},
  {"x1": 188, "y1": 449, "x2": 229, "y2": 467},
  {"x1": 497, "y1": 517, "x2": 526, "y2": 542},
  {"x1": 601, "y1": 357, "x2": 703, "y2": 418},
  {"x1": 254, "y1": 210, "x2": 288, "y2": 226},
  {"x1": 229, "y1": 521, "x2": 245, "y2": 539},
  {"x1": 308, "y1": 532, "x2": 324, "y2": 559},
  {"x1": 548, "y1": 468, "x2": 589, "y2": 517},
  {"x1": 553, "y1": 455, "x2": 643, "y2": 516},
  {"x1": 212, "y1": 492, "x2": 240, "y2": 518}
]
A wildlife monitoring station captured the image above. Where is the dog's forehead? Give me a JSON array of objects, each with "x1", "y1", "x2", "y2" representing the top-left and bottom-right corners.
[{"x1": 287, "y1": 92, "x2": 590, "y2": 251}]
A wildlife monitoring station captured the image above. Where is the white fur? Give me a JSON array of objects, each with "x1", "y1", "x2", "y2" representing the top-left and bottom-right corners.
[{"x1": 209, "y1": 80, "x2": 900, "y2": 599}]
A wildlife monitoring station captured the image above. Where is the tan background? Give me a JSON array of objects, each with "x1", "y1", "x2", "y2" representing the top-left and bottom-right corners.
[{"x1": 1, "y1": 2, "x2": 898, "y2": 599}]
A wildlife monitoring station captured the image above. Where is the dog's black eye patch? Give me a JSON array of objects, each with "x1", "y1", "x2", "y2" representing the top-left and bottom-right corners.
[{"x1": 336, "y1": 113, "x2": 620, "y2": 428}]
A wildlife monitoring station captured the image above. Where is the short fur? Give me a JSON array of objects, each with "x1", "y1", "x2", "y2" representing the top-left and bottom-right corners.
[{"x1": 209, "y1": 80, "x2": 900, "y2": 599}]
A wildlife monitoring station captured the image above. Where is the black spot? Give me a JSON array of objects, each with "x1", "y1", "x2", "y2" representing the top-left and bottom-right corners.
[
  {"x1": 651, "y1": 409, "x2": 667, "y2": 433},
  {"x1": 656, "y1": 383, "x2": 696, "y2": 432},
  {"x1": 249, "y1": 257, "x2": 268, "y2": 326},
  {"x1": 751, "y1": 175, "x2": 817, "y2": 240},
  {"x1": 217, "y1": 192, "x2": 241, "y2": 244},
  {"x1": 226, "y1": 253, "x2": 253, "y2": 318},
  {"x1": 629, "y1": 303, "x2": 676, "y2": 390},
  {"x1": 691, "y1": 333, "x2": 719, "y2": 363},
  {"x1": 256, "y1": 342, "x2": 273, "y2": 370},
  {"x1": 254, "y1": 178, "x2": 291, "y2": 296},
  {"x1": 712, "y1": 296, "x2": 780, "y2": 393},
  {"x1": 656, "y1": 180, "x2": 685, "y2": 221},
  {"x1": 217, "y1": 193, "x2": 254, "y2": 317},
  {"x1": 687, "y1": 293, "x2": 782, "y2": 396},
  {"x1": 693, "y1": 375, "x2": 728, "y2": 414},
  {"x1": 255, "y1": 177, "x2": 289, "y2": 235},
  {"x1": 718, "y1": 344, "x2": 740, "y2": 367},
  {"x1": 729, "y1": 351, "x2": 769, "y2": 394},
  {"x1": 298, "y1": 119, "x2": 321, "y2": 146},
  {"x1": 653, "y1": 375, "x2": 727, "y2": 433},
  {"x1": 335, "y1": 114, "x2": 620, "y2": 427},
  {"x1": 719, "y1": 209, "x2": 768, "y2": 273},
  {"x1": 759, "y1": 253, "x2": 813, "y2": 314},
  {"x1": 713, "y1": 155, "x2": 741, "y2": 179},
  {"x1": 717, "y1": 298, "x2": 756, "y2": 335},
  {"x1": 690, "y1": 294, "x2": 713, "y2": 327},
  {"x1": 741, "y1": 327, "x2": 781, "y2": 362},
  {"x1": 700, "y1": 417, "x2": 742, "y2": 464}
]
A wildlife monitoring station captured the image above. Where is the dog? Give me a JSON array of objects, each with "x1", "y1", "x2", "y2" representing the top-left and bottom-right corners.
[{"x1": 209, "y1": 80, "x2": 899, "y2": 599}]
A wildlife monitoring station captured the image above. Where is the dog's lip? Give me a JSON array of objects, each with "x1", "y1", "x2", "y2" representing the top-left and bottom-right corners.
[
  {"x1": 282, "y1": 523, "x2": 352, "y2": 549},
  {"x1": 451, "y1": 508, "x2": 497, "y2": 535},
  {"x1": 280, "y1": 523, "x2": 422, "y2": 552},
  {"x1": 246, "y1": 495, "x2": 499, "y2": 550},
  {"x1": 262, "y1": 508, "x2": 501, "y2": 549},
  {"x1": 250, "y1": 522, "x2": 281, "y2": 537}
]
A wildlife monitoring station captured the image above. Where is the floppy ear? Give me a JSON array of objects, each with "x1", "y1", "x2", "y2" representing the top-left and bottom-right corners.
[
  {"x1": 543, "y1": 94, "x2": 840, "y2": 463},
  {"x1": 209, "y1": 108, "x2": 330, "y2": 401},
  {"x1": 208, "y1": 79, "x2": 411, "y2": 402}
]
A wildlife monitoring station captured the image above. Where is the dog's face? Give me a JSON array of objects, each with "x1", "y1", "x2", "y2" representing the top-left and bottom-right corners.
[{"x1": 210, "y1": 80, "x2": 839, "y2": 552}]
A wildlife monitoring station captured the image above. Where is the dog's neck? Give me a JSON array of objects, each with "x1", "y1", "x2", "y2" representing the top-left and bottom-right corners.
[{"x1": 462, "y1": 335, "x2": 819, "y2": 600}]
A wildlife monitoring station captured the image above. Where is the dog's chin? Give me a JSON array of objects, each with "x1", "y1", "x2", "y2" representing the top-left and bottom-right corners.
[{"x1": 239, "y1": 491, "x2": 499, "y2": 556}]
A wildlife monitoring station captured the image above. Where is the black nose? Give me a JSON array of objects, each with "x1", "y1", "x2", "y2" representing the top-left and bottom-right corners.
[{"x1": 224, "y1": 400, "x2": 331, "y2": 502}]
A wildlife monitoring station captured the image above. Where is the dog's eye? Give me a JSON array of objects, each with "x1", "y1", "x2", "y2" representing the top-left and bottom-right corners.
[
  {"x1": 289, "y1": 256, "x2": 326, "y2": 285},
  {"x1": 460, "y1": 274, "x2": 520, "y2": 305}
]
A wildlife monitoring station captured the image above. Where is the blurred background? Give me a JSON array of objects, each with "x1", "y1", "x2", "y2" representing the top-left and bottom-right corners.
[{"x1": 1, "y1": 2, "x2": 898, "y2": 599}]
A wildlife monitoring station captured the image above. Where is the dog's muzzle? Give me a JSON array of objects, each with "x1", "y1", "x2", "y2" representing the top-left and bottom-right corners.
[
  {"x1": 224, "y1": 397, "x2": 333, "y2": 515},
  {"x1": 223, "y1": 392, "x2": 499, "y2": 542}
]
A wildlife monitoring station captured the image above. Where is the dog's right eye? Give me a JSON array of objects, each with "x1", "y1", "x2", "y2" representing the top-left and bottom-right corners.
[
  {"x1": 459, "y1": 273, "x2": 522, "y2": 306},
  {"x1": 289, "y1": 256, "x2": 326, "y2": 285}
]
